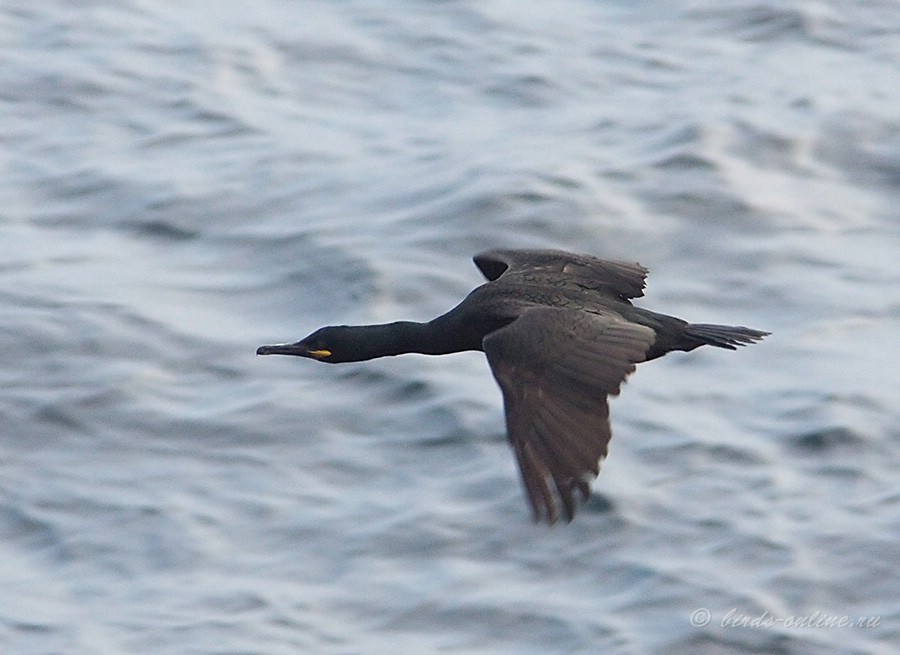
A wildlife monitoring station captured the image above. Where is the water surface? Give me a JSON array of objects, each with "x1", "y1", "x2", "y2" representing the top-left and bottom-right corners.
[{"x1": 2, "y1": 1, "x2": 898, "y2": 653}]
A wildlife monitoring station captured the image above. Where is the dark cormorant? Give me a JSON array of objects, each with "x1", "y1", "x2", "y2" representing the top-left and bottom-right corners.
[{"x1": 257, "y1": 249, "x2": 769, "y2": 523}]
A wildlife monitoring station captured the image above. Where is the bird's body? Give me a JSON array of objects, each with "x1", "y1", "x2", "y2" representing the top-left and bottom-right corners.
[{"x1": 258, "y1": 249, "x2": 769, "y2": 523}]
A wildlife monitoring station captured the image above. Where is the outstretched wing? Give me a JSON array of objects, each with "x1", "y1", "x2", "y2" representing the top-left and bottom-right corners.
[
  {"x1": 482, "y1": 306, "x2": 656, "y2": 523},
  {"x1": 473, "y1": 248, "x2": 649, "y2": 299}
]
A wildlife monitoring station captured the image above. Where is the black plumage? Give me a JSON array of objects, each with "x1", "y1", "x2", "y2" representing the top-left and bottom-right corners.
[{"x1": 257, "y1": 249, "x2": 769, "y2": 523}]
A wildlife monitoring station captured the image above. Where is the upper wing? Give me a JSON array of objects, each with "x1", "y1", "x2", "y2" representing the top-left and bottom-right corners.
[
  {"x1": 473, "y1": 248, "x2": 649, "y2": 299},
  {"x1": 482, "y1": 306, "x2": 656, "y2": 523}
]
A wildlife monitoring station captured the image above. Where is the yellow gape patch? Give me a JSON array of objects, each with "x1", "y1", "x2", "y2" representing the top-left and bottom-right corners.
[{"x1": 309, "y1": 349, "x2": 332, "y2": 358}]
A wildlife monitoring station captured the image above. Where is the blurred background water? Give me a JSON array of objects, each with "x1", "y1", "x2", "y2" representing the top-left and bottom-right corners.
[{"x1": 1, "y1": 1, "x2": 899, "y2": 653}]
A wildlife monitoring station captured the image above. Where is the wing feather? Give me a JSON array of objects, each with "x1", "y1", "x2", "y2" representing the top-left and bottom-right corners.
[
  {"x1": 474, "y1": 248, "x2": 649, "y2": 299},
  {"x1": 483, "y1": 307, "x2": 655, "y2": 523},
  {"x1": 515, "y1": 441, "x2": 555, "y2": 521}
]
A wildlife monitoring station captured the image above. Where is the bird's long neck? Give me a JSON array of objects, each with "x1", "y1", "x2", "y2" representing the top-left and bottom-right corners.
[{"x1": 337, "y1": 319, "x2": 472, "y2": 361}]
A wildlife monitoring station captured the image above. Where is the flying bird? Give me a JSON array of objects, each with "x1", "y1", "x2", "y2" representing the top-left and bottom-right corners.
[{"x1": 257, "y1": 249, "x2": 769, "y2": 523}]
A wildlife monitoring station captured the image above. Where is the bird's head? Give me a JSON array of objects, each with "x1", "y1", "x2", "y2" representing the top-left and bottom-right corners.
[{"x1": 256, "y1": 326, "x2": 364, "y2": 363}]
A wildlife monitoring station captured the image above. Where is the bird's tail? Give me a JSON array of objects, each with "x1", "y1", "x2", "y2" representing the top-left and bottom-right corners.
[{"x1": 683, "y1": 323, "x2": 770, "y2": 350}]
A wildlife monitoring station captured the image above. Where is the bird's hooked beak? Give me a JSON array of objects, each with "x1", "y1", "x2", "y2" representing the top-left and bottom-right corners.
[{"x1": 256, "y1": 342, "x2": 332, "y2": 359}]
